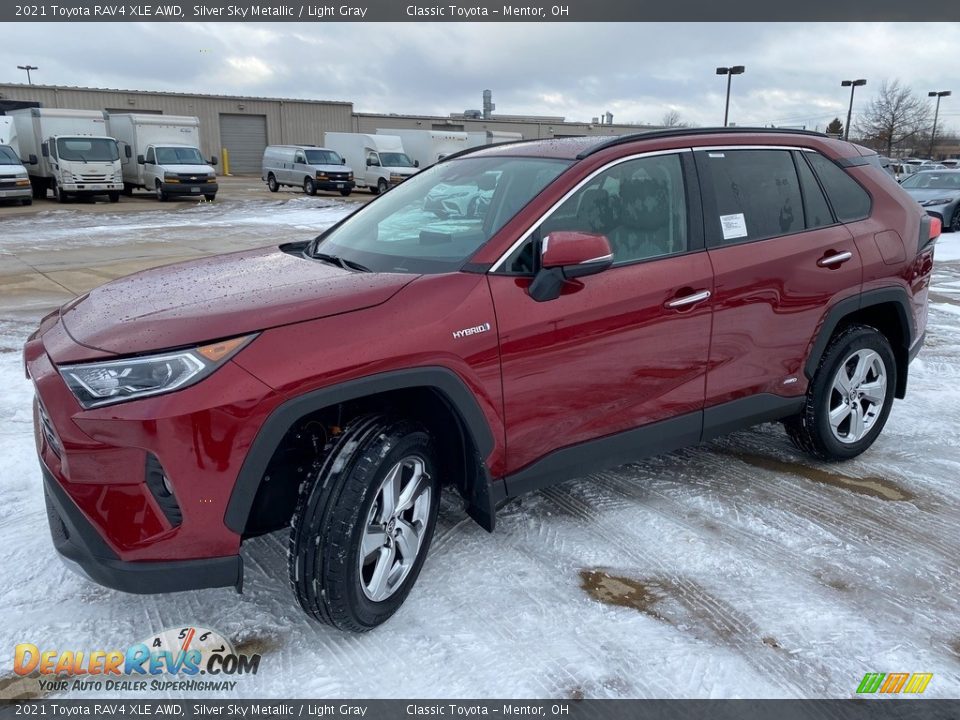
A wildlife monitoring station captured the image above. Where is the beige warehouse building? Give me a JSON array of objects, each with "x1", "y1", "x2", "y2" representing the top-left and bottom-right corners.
[{"x1": 0, "y1": 83, "x2": 657, "y2": 173}]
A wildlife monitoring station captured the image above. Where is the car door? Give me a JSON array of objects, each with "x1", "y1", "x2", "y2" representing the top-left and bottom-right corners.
[
  {"x1": 694, "y1": 146, "x2": 863, "y2": 423},
  {"x1": 487, "y1": 150, "x2": 713, "y2": 480}
]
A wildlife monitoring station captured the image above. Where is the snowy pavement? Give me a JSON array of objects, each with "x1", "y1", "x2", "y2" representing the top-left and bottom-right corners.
[{"x1": 1, "y1": 200, "x2": 959, "y2": 699}]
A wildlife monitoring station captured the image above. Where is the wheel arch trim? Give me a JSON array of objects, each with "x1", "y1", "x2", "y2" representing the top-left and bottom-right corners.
[
  {"x1": 804, "y1": 286, "x2": 915, "y2": 394},
  {"x1": 224, "y1": 366, "x2": 496, "y2": 535}
]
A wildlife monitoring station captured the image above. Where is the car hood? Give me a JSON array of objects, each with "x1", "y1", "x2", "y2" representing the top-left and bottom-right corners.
[
  {"x1": 60, "y1": 246, "x2": 417, "y2": 355},
  {"x1": 904, "y1": 188, "x2": 960, "y2": 203},
  {"x1": 158, "y1": 164, "x2": 215, "y2": 174}
]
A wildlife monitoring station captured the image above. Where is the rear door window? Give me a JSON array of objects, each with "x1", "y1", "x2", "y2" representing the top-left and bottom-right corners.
[
  {"x1": 698, "y1": 149, "x2": 804, "y2": 245},
  {"x1": 804, "y1": 152, "x2": 872, "y2": 222},
  {"x1": 793, "y1": 151, "x2": 835, "y2": 229}
]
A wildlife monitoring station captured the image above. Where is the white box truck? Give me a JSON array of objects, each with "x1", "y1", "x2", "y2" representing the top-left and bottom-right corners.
[
  {"x1": 0, "y1": 118, "x2": 32, "y2": 206},
  {"x1": 107, "y1": 114, "x2": 218, "y2": 202},
  {"x1": 9, "y1": 108, "x2": 123, "y2": 203},
  {"x1": 323, "y1": 132, "x2": 418, "y2": 195},
  {"x1": 467, "y1": 130, "x2": 523, "y2": 148},
  {"x1": 377, "y1": 128, "x2": 468, "y2": 168}
]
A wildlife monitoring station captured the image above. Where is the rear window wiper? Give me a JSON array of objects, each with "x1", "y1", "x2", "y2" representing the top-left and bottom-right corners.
[{"x1": 311, "y1": 251, "x2": 371, "y2": 273}]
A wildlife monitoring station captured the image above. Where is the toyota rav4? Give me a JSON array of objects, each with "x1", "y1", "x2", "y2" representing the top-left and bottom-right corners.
[{"x1": 25, "y1": 128, "x2": 939, "y2": 631}]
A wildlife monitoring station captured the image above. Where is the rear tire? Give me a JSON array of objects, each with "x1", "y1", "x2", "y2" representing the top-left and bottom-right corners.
[
  {"x1": 288, "y1": 416, "x2": 440, "y2": 632},
  {"x1": 122, "y1": 184, "x2": 134, "y2": 196},
  {"x1": 785, "y1": 324, "x2": 896, "y2": 461},
  {"x1": 267, "y1": 174, "x2": 279, "y2": 193},
  {"x1": 108, "y1": 192, "x2": 120, "y2": 203},
  {"x1": 304, "y1": 177, "x2": 317, "y2": 196}
]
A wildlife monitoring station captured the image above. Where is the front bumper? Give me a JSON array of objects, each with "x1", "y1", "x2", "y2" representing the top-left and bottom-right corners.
[
  {"x1": 42, "y1": 462, "x2": 243, "y2": 593},
  {"x1": 316, "y1": 179, "x2": 355, "y2": 192},
  {"x1": 61, "y1": 182, "x2": 123, "y2": 193},
  {"x1": 161, "y1": 181, "x2": 218, "y2": 196},
  {"x1": 0, "y1": 186, "x2": 32, "y2": 199}
]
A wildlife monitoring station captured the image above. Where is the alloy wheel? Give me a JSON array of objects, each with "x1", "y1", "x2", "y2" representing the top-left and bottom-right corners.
[{"x1": 828, "y1": 349, "x2": 887, "y2": 444}]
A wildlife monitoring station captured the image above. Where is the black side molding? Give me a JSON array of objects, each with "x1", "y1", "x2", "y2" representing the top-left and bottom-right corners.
[
  {"x1": 224, "y1": 366, "x2": 496, "y2": 535},
  {"x1": 702, "y1": 394, "x2": 805, "y2": 442}
]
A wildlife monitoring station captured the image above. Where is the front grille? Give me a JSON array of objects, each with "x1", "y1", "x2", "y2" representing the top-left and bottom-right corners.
[
  {"x1": 326, "y1": 172, "x2": 351, "y2": 182},
  {"x1": 37, "y1": 399, "x2": 62, "y2": 457},
  {"x1": 175, "y1": 173, "x2": 209, "y2": 184},
  {"x1": 78, "y1": 174, "x2": 108, "y2": 183}
]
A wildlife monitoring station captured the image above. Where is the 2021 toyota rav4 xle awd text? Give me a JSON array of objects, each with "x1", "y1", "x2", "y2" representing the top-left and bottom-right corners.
[{"x1": 25, "y1": 129, "x2": 939, "y2": 631}]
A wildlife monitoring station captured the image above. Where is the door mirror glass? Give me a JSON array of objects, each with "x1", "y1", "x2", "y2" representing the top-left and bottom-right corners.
[
  {"x1": 41, "y1": 143, "x2": 49, "y2": 158},
  {"x1": 124, "y1": 145, "x2": 132, "y2": 159},
  {"x1": 27, "y1": 154, "x2": 38, "y2": 165},
  {"x1": 210, "y1": 156, "x2": 218, "y2": 166},
  {"x1": 138, "y1": 155, "x2": 147, "y2": 165}
]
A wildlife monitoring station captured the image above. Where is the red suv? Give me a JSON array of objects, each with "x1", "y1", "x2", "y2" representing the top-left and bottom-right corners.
[{"x1": 25, "y1": 129, "x2": 939, "y2": 631}]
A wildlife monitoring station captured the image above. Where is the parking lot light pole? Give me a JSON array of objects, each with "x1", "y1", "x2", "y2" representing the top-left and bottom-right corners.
[
  {"x1": 717, "y1": 66, "x2": 745, "y2": 127},
  {"x1": 841, "y1": 79, "x2": 867, "y2": 141},
  {"x1": 928, "y1": 90, "x2": 951, "y2": 158},
  {"x1": 17, "y1": 64, "x2": 38, "y2": 84}
]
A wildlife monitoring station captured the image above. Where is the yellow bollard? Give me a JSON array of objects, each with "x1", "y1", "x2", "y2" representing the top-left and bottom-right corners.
[{"x1": 221, "y1": 148, "x2": 231, "y2": 176}]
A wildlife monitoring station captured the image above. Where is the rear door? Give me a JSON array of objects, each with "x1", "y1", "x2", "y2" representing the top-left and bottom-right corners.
[
  {"x1": 488, "y1": 150, "x2": 713, "y2": 477},
  {"x1": 695, "y1": 146, "x2": 863, "y2": 414}
]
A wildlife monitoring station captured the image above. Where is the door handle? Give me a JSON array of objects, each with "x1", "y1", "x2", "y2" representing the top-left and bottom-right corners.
[
  {"x1": 817, "y1": 250, "x2": 853, "y2": 267},
  {"x1": 666, "y1": 289, "x2": 711, "y2": 309}
]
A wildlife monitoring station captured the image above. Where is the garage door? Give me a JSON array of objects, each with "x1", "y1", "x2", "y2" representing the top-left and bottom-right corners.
[{"x1": 219, "y1": 114, "x2": 267, "y2": 174}]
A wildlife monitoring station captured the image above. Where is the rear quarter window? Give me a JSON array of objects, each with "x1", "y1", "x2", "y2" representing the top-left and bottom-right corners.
[{"x1": 804, "y1": 152, "x2": 872, "y2": 222}]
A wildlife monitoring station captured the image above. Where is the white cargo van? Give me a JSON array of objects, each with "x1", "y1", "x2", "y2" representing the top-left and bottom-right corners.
[
  {"x1": 0, "y1": 142, "x2": 32, "y2": 206},
  {"x1": 108, "y1": 114, "x2": 218, "y2": 202},
  {"x1": 323, "y1": 133, "x2": 418, "y2": 195},
  {"x1": 9, "y1": 108, "x2": 123, "y2": 203},
  {"x1": 376, "y1": 129, "x2": 468, "y2": 169},
  {"x1": 261, "y1": 145, "x2": 354, "y2": 196}
]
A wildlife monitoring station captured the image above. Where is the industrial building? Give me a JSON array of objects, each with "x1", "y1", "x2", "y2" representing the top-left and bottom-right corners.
[{"x1": 0, "y1": 83, "x2": 658, "y2": 174}]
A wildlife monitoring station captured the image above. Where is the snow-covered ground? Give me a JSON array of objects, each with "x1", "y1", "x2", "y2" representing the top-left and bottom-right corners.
[{"x1": 1, "y1": 200, "x2": 959, "y2": 699}]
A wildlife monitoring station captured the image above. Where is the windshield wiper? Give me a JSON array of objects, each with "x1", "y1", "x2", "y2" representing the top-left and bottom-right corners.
[{"x1": 311, "y1": 251, "x2": 371, "y2": 273}]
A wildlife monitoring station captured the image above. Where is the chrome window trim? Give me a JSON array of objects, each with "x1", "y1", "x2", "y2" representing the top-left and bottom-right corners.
[
  {"x1": 697, "y1": 145, "x2": 815, "y2": 153},
  {"x1": 489, "y1": 148, "x2": 692, "y2": 273}
]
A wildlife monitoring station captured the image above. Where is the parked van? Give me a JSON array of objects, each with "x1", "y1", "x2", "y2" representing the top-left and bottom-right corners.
[
  {"x1": 323, "y1": 133, "x2": 417, "y2": 194},
  {"x1": 261, "y1": 145, "x2": 354, "y2": 196},
  {"x1": 108, "y1": 114, "x2": 218, "y2": 202},
  {"x1": 0, "y1": 144, "x2": 32, "y2": 206}
]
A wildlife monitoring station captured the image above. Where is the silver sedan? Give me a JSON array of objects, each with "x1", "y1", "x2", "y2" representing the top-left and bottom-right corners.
[{"x1": 900, "y1": 169, "x2": 960, "y2": 232}]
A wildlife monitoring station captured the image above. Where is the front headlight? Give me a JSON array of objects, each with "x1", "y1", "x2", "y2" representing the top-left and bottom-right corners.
[
  {"x1": 163, "y1": 174, "x2": 180, "y2": 183},
  {"x1": 59, "y1": 335, "x2": 255, "y2": 409},
  {"x1": 921, "y1": 198, "x2": 953, "y2": 206},
  {"x1": 316, "y1": 172, "x2": 328, "y2": 180}
]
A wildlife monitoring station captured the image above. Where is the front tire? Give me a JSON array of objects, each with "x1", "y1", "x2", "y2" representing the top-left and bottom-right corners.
[
  {"x1": 339, "y1": 188, "x2": 352, "y2": 197},
  {"x1": 304, "y1": 177, "x2": 317, "y2": 196},
  {"x1": 267, "y1": 174, "x2": 279, "y2": 193},
  {"x1": 288, "y1": 416, "x2": 440, "y2": 632},
  {"x1": 155, "y1": 181, "x2": 168, "y2": 202},
  {"x1": 108, "y1": 192, "x2": 120, "y2": 203},
  {"x1": 21, "y1": 198, "x2": 32, "y2": 206},
  {"x1": 52, "y1": 180, "x2": 68, "y2": 204},
  {"x1": 785, "y1": 324, "x2": 896, "y2": 461},
  {"x1": 950, "y1": 207, "x2": 960, "y2": 233}
]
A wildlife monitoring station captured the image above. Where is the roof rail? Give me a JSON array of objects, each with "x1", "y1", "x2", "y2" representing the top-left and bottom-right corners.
[{"x1": 576, "y1": 126, "x2": 831, "y2": 159}]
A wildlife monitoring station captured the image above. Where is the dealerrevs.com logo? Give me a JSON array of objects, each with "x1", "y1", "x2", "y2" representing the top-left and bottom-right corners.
[{"x1": 13, "y1": 626, "x2": 261, "y2": 694}]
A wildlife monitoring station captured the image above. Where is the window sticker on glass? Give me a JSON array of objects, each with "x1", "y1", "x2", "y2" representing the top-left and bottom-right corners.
[
  {"x1": 720, "y1": 213, "x2": 748, "y2": 240},
  {"x1": 709, "y1": 153, "x2": 726, "y2": 158}
]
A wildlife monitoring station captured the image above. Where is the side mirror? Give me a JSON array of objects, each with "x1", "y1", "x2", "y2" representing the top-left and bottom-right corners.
[
  {"x1": 27, "y1": 154, "x2": 38, "y2": 165},
  {"x1": 137, "y1": 155, "x2": 146, "y2": 165},
  {"x1": 124, "y1": 145, "x2": 132, "y2": 159},
  {"x1": 529, "y1": 231, "x2": 614, "y2": 302},
  {"x1": 366, "y1": 158, "x2": 375, "y2": 167},
  {"x1": 415, "y1": 160, "x2": 420, "y2": 168},
  {"x1": 41, "y1": 143, "x2": 49, "y2": 158},
  {"x1": 341, "y1": 158, "x2": 346, "y2": 165},
  {"x1": 210, "y1": 156, "x2": 218, "y2": 166}
]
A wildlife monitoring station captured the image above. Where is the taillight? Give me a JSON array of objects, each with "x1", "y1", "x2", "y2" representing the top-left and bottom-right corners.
[{"x1": 930, "y1": 216, "x2": 942, "y2": 240}]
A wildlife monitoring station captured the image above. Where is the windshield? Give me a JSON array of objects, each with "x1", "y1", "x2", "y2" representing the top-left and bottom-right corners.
[
  {"x1": 313, "y1": 156, "x2": 570, "y2": 273},
  {"x1": 155, "y1": 146, "x2": 205, "y2": 165},
  {"x1": 56, "y1": 137, "x2": 119, "y2": 163},
  {"x1": 380, "y1": 152, "x2": 415, "y2": 168},
  {"x1": 0, "y1": 146, "x2": 20, "y2": 165},
  {"x1": 305, "y1": 149, "x2": 342, "y2": 165},
  {"x1": 901, "y1": 172, "x2": 960, "y2": 190}
]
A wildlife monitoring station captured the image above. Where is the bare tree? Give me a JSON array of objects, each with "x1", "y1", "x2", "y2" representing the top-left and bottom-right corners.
[
  {"x1": 660, "y1": 110, "x2": 687, "y2": 128},
  {"x1": 854, "y1": 79, "x2": 931, "y2": 156}
]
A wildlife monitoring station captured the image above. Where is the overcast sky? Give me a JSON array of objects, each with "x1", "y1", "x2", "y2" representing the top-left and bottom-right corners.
[{"x1": 2, "y1": 23, "x2": 958, "y2": 133}]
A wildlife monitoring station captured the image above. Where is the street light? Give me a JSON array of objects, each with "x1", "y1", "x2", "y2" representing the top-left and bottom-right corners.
[
  {"x1": 928, "y1": 90, "x2": 951, "y2": 158},
  {"x1": 840, "y1": 79, "x2": 867, "y2": 141},
  {"x1": 16, "y1": 64, "x2": 38, "y2": 84},
  {"x1": 716, "y1": 65, "x2": 745, "y2": 127}
]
